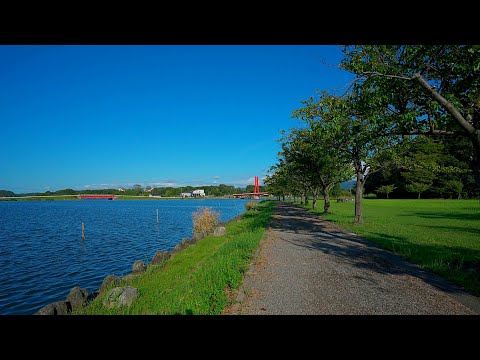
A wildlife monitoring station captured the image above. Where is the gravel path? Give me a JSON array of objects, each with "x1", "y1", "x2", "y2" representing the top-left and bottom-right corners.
[{"x1": 227, "y1": 202, "x2": 480, "y2": 315}]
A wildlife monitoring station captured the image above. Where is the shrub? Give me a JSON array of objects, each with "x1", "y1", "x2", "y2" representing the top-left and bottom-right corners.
[
  {"x1": 192, "y1": 207, "x2": 220, "y2": 235},
  {"x1": 245, "y1": 201, "x2": 257, "y2": 211}
]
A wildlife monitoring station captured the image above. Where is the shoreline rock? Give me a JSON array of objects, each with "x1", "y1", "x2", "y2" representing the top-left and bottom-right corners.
[
  {"x1": 103, "y1": 286, "x2": 139, "y2": 308},
  {"x1": 132, "y1": 260, "x2": 146, "y2": 274}
]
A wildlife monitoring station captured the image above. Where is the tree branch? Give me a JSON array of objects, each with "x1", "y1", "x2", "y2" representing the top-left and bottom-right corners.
[
  {"x1": 402, "y1": 129, "x2": 455, "y2": 136},
  {"x1": 413, "y1": 73, "x2": 476, "y2": 135},
  {"x1": 361, "y1": 72, "x2": 413, "y2": 81}
]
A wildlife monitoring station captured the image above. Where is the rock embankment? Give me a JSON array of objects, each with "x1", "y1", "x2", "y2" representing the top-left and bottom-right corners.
[{"x1": 36, "y1": 224, "x2": 229, "y2": 314}]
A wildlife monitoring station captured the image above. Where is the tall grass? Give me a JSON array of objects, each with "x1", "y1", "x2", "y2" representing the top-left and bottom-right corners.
[
  {"x1": 75, "y1": 201, "x2": 274, "y2": 314},
  {"x1": 295, "y1": 199, "x2": 480, "y2": 295},
  {"x1": 192, "y1": 207, "x2": 220, "y2": 235}
]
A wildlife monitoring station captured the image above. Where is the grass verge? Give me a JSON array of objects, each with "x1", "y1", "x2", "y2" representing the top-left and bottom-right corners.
[
  {"x1": 75, "y1": 200, "x2": 274, "y2": 314},
  {"x1": 295, "y1": 199, "x2": 480, "y2": 296}
]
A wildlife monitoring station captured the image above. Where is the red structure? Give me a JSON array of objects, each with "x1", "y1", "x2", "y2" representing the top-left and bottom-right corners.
[
  {"x1": 233, "y1": 176, "x2": 269, "y2": 198},
  {"x1": 254, "y1": 176, "x2": 260, "y2": 194},
  {"x1": 79, "y1": 194, "x2": 116, "y2": 200}
]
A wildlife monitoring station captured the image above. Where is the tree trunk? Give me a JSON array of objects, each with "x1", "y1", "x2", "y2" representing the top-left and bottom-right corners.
[
  {"x1": 323, "y1": 189, "x2": 331, "y2": 213},
  {"x1": 418, "y1": 193, "x2": 421, "y2": 199},
  {"x1": 312, "y1": 188, "x2": 318, "y2": 209},
  {"x1": 300, "y1": 194, "x2": 305, "y2": 204},
  {"x1": 305, "y1": 194, "x2": 309, "y2": 206},
  {"x1": 386, "y1": 193, "x2": 389, "y2": 199},
  {"x1": 473, "y1": 130, "x2": 480, "y2": 199},
  {"x1": 354, "y1": 169, "x2": 364, "y2": 224},
  {"x1": 282, "y1": 195, "x2": 285, "y2": 201}
]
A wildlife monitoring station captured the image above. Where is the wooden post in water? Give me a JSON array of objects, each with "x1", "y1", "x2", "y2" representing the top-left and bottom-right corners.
[
  {"x1": 156, "y1": 209, "x2": 159, "y2": 224},
  {"x1": 82, "y1": 223, "x2": 85, "y2": 240}
]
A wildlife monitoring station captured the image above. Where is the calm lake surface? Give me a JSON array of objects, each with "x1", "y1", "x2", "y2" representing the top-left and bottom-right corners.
[{"x1": 0, "y1": 199, "x2": 249, "y2": 315}]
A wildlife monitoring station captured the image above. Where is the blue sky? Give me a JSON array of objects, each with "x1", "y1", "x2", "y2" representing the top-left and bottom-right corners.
[{"x1": 0, "y1": 45, "x2": 352, "y2": 193}]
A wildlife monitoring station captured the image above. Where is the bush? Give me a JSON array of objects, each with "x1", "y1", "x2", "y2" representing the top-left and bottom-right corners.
[
  {"x1": 192, "y1": 207, "x2": 220, "y2": 235},
  {"x1": 245, "y1": 201, "x2": 257, "y2": 211}
]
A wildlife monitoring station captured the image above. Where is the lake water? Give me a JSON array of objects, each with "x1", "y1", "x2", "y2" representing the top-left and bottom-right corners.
[{"x1": 0, "y1": 199, "x2": 249, "y2": 315}]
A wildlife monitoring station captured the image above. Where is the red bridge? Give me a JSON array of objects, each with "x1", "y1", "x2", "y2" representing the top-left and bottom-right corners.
[
  {"x1": 79, "y1": 194, "x2": 116, "y2": 200},
  {"x1": 233, "y1": 176, "x2": 269, "y2": 199}
]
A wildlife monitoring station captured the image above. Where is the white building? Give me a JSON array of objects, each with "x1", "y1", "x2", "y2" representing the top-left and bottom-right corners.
[
  {"x1": 180, "y1": 192, "x2": 192, "y2": 198},
  {"x1": 192, "y1": 189, "x2": 205, "y2": 197}
]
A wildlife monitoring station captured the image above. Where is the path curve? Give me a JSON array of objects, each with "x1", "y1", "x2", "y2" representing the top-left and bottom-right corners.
[{"x1": 227, "y1": 202, "x2": 480, "y2": 315}]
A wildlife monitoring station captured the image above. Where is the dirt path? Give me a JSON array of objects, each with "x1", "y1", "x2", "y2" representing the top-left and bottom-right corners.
[{"x1": 226, "y1": 202, "x2": 480, "y2": 315}]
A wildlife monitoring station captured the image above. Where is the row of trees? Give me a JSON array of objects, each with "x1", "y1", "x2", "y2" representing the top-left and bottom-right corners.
[
  {"x1": 366, "y1": 135, "x2": 476, "y2": 199},
  {"x1": 151, "y1": 184, "x2": 246, "y2": 197},
  {"x1": 5, "y1": 184, "x2": 252, "y2": 198},
  {"x1": 265, "y1": 45, "x2": 480, "y2": 224}
]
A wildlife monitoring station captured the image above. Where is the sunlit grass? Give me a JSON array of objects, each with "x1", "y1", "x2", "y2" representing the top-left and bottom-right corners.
[
  {"x1": 75, "y1": 201, "x2": 274, "y2": 314},
  {"x1": 297, "y1": 199, "x2": 480, "y2": 295}
]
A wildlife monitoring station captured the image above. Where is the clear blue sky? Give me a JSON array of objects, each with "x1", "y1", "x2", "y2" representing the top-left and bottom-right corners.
[{"x1": 0, "y1": 45, "x2": 352, "y2": 193}]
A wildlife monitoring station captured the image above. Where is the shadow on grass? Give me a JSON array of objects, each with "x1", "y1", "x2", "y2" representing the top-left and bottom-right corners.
[
  {"x1": 270, "y1": 202, "x2": 480, "y2": 298},
  {"x1": 417, "y1": 224, "x2": 480, "y2": 237},
  {"x1": 399, "y1": 211, "x2": 480, "y2": 222}
]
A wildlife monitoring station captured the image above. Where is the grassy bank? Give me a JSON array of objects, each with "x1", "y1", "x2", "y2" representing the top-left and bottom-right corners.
[
  {"x1": 75, "y1": 200, "x2": 274, "y2": 314},
  {"x1": 296, "y1": 199, "x2": 480, "y2": 295}
]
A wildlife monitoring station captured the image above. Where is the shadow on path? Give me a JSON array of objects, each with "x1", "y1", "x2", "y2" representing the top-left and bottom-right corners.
[{"x1": 262, "y1": 202, "x2": 480, "y2": 314}]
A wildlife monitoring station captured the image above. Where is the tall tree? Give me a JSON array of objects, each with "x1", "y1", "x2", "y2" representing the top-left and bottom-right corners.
[
  {"x1": 285, "y1": 126, "x2": 352, "y2": 212},
  {"x1": 292, "y1": 91, "x2": 397, "y2": 223},
  {"x1": 341, "y1": 45, "x2": 480, "y2": 197}
]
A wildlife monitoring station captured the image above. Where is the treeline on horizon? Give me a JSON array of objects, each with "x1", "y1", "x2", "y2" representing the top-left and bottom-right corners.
[{"x1": 0, "y1": 184, "x2": 268, "y2": 198}]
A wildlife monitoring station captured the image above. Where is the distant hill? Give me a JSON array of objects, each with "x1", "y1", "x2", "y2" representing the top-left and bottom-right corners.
[
  {"x1": 0, "y1": 190, "x2": 16, "y2": 197},
  {"x1": 340, "y1": 180, "x2": 356, "y2": 190}
]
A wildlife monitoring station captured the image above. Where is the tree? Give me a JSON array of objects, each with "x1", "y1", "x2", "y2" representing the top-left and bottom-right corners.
[
  {"x1": 441, "y1": 179, "x2": 464, "y2": 199},
  {"x1": 399, "y1": 137, "x2": 441, "y2": 199},
  {"x1": 405, "y1": 181, "x2": 432, "y2": 199},
  {"x1": 284, "y1": 127, "x2": 352, "y2": 212},
  {"x1": 292, "y1": 91, "x2": 398, "y2": 223},
  {"x1": 376, "y1": 184, "x2": 396, "y2": 199},
  {"x1": 264, "y1": 164, "x2": 291, "y2": 201},
  {"x1": 341, "y1": 45, "x2": 480, "y2": 197}
]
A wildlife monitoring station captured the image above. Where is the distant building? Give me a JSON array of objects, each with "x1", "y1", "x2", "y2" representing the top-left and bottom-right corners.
[
  {"x1": 118, "y1": 188, "x2": 126, "y2": 192},
  {"x1": 181, "y1": 192, "x2": 192, "y2": 198},
  {"x1": 192, "y1": 189, "x2": 205, "y2": 197}
]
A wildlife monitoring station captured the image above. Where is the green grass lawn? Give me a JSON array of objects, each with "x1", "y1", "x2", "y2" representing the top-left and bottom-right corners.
[
  {"x1": 296, "y1": 199, "x2": 480, "y2": 296},
  {"x1": 75, "y1": 200, "x2": 274, "y2": 315}
]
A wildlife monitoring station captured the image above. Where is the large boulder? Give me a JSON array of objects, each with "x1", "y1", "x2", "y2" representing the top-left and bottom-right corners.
[
  {"x1": 66, "y1": 286, "x2": 89, "y2": 310},
  {"x1": 213, "y1": 226, "x2": 226, "y2": 237},
  {"x1": 132, "y1": 260, "x2": 146, "y2": 274},
  {"x1": 103, "y1": 286, "x2": 139, "y2": 308},
  {"x1": 35, "y1": 301, "x2": 71, "y2": 315},
  {"x1": 151, "y1": 250, "x2": 171, "y2": 265},
  {"x1": 99, "y1": 274, "x2": 121, "y2": 294}
]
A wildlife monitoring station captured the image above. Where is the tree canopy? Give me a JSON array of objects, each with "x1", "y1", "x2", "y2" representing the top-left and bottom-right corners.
[{"x1": 268, "y1": 45, "x2": 479, "y2": 224}]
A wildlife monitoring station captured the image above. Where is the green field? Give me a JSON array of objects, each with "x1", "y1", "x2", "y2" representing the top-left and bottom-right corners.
[
  {"x1": 297, "y1": 199, "x2": 480, "y2": 295},
  {"x1": 75, "y1": 201, "x2": 274, "y2": 315}
]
